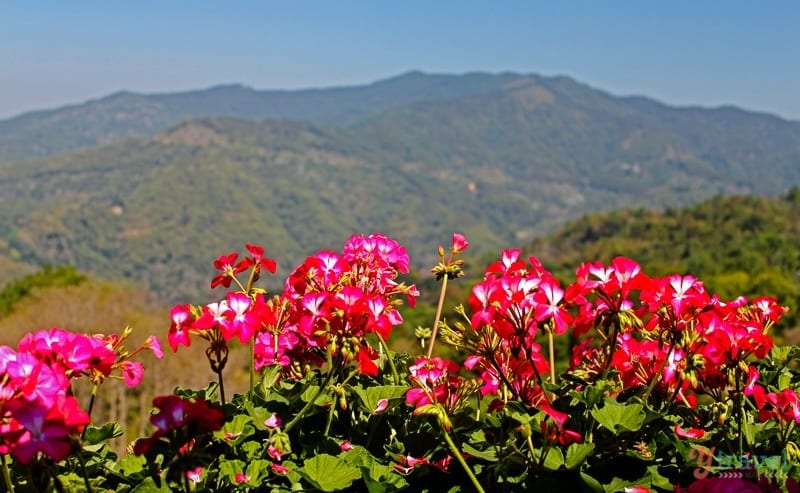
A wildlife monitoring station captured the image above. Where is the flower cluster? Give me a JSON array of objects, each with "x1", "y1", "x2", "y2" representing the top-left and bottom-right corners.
[
  {"x1": 462, "y1": 249, "x2": 572, "y2": 407},
  {"x1": 168, "y1": 243, "x2": 278, "y2": 352},
  {"x1": 1, "y1": 327, "x2": 160, "y2": 464},
  {"x1": 568, "y1": 258, "x2": 785, "y2": 406},
  {"x1": 256, "y1": 233, "x2": 418, "y2": 376},
  {"x1": 406, "y1": 357, "x2": 475, "y2": 430},
  {"x1": 168, "y1": 235, "x2": 418, "y2": 378}
]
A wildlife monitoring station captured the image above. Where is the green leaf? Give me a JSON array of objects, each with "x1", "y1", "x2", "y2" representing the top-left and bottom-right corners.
[
  {"x1": 604, "y1": 476, "x2": 648, "y2": 493},
  {"x1": 647, "y1": 465, "x2": 674, "y2": 491},
  {"x1": 338, "y1": 446, "x2": 407, "y2": 492},
  {"x1": 351, "y1": 384, "x2": 409, "y2": 413},
  {"x1": 258, "y1": 364, "x2": 284, "y2": 397},
  {"x1": 300, "y1": 384, "x2": 332, "y2": 407},
  {"x1": 245, "y1": 459, "x2": 273, "y2": 483},
  {"x1": 299, "y1": 453, "x2": 362, "y2": 492},
  {"x1": 591, "y1": 398, "x2": 645, "y2": 433},
  {"x1": 461, "y1": 442, "x2": 498, "y2": 462},
  {"x1": 779, "y1": 371, "x2": 793, "y2": 390},
  {"x1": 116, "y1": 453, "x2": 147, "y2": 477},
  {"x1": 580, "y1": 472, "x2": 604, "y2": 493},
  {"x1": 129, "y1": 477, "x2": 172, "y2": 493},
  {"x1": 541, "y1": 447, "x2": 565, "y2": 471},
  {"x1": 219, "y1": 459, "x2": 247, "y2": 483},
  {"x1": 83, "y1": 422, "x2": 124, "y2": 445},
  {"x1": 565, "y1": 443, "x2": 595, "y2": 470},
  {"x1": 215, "y1": 414, "x2": 254, "y2": 442},
  {"x1": 769, "y1": 345, "x2": 795, "y2": 363}
]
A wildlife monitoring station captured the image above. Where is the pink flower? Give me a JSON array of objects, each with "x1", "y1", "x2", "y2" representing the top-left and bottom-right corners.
[
  {"x1": 122, "y1": 361, "x2": 144, "y2": 387},
  {"x1": 134, "y1": 396, "x2": 225, "y2": 456},
  {"x1": 373, "y1": 398, "x2": 389, "y2": 413},
  {"x1": 145, "y1": 335, "x2": 164, "y2": 359},
  {"x1": 222, "y1": 292, "x2": 258, "y2": 343},
  {"x1": 211, "y1": 252, "x2": 242, "y2": 289},
  {"x1": 271, "y1": 463, "x2": 289, "y2": 474},
  {"x1": 534, "y1": 278, "x2": 572, "y2": 334},
  {"x1": 451, "y1": 233, "x2": 469, "y2": 253},
  {"x1": 340, "y1": 440, "x2": 354, "y2": 451},
  {"x1": 186, "y1": 466, "x2": 202, "y2": 483},
  {"x1": 392, "y1": 454, "x2": 429, "y2": 475},
  {"x1": 168, "y1": 304, "x2": 194, "y2": 352},
  {"x1": 2, "y1": 395, "x2": 90, "y2": 464},
  {"x1": 264, "y1": 413, "x2": 282, "y2": 429},
  {"x1": 267, "y1": 444, "x2": 283, "y2": 461},
  {"x1": 688, "y1": 477, "x2": 762, "y2": 493},
  {"x1": 235, "y1": 473, "x2": 250, "y2": 483}
]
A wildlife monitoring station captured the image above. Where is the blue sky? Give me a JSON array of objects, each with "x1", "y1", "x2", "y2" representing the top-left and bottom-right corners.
[{"x1": 1, "y1": 1, "x2": 798, "y2": 120}]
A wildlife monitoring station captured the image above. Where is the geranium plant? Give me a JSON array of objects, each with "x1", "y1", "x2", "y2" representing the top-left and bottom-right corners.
[{"x1": 1, "y1": 232, "x2": 799, "y2": 492}]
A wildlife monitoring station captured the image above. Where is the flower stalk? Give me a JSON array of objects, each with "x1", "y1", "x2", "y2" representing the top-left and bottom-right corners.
[
  {"x1": 426, "y1": 274, "x2": 448, "y2": 359},
  {"x1": 442, "y1": 426, "x2": 485, "y2": 493},
  {"x1": 1, "y1": 455, "x2": 14, "y2": 493}
]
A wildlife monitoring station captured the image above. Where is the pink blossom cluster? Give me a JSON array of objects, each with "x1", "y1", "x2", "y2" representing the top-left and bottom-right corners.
[
  {"x1": 406, "y1": 357, "x2": 465, "y2": 425},
  {"x1": 413, "y1": 248, "x2": 790, "y2": 447},
  {"x1": 169, "y1": 234, "x2": 418, "y2": 377},
  {"x1": 168, "y1": 243, "x2": 279, "y2": 351},
  {"x1": 466, "y1": 249, "x2": 572, "y2": 407},
  {"x1": 745, "y1": 367, "x2": 800, "y2": 424},
  {"x1": 568, "y1": 258, "x2": 784, "y2": 405},
  {"x1": 1, "y1": 328, "x2": 161, "y2": 464},
  {"x1": 267, "y1": 233, "x2": 418, "y2": 375}
]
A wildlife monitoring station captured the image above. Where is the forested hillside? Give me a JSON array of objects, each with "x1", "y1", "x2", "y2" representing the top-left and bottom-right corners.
[{"x1": 1, "y1": 72, "x2": 799, "y2": 303}]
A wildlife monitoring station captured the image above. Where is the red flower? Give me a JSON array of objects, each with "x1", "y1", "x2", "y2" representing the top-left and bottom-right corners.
[
  {"x1": 674, "y1": 425, "x2": 705, "y2": 439},
  {"x1": 245, "y1": 243, "x2": 277, "y2": 274},
  {"x1": 134, "y1": 395, "x2": 225, "y2": 455},
  {"x1": 2, "y1": 395, "x2": 90, "y2": 464},
  {"x1": 168, "y1": 304, "x2": 194, "y2": 352},
  {"x1": 211, "y1": 252, "x2": 241, "y2": 289}
]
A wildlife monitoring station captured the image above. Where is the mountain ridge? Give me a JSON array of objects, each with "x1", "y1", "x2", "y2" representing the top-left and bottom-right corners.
[
  {"x1": 2, "y1": 71, "x2": 798, "y2": 164},
  {"x1": 1, "y1": 72, "x2": 799, "y2": 302}
]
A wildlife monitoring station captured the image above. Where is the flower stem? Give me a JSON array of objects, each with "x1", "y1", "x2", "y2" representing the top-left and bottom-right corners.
[
  {"x1": 426, "y1": 275, "x2": 449, "y2": 359},
  {"x1": 643, "y1": 345, "x2": 673, "y2": 403},
  {"x1": 1, "y1": 454, "x2": 14, "y2": 493},
  {"x1": 442, "y1": 426, "x2": 485, "y2": 493},
  {"x1": 600, "y1": 315, "x2": 621, "y2": 381},
  {"x1": 736, "y1": 367, "x2": 744, "y2": 457},
  {"x1": 377, "y1": 334, "x2": 399, "y2": 384},
  {"x1": 81, "y1": 384, "x2": 99, "y2": 440},
  {"x1": 284, "y1": 370, "x2": 336, "y2": 434},
  {"x1": 250, "y1": 336, "x2": 256, "y2": 395},
  {"x1": 244, "y1": 266, "x2": 259, "y2": 395},
  {"x1": 215, "y1": 368, "x2": 226, "y2": 406},
  {"x1": 547, "y1": 328, "x2": 556, "y2": 384},
  {"x1": 76, "y1": 449, "x2": 94, "y2": 493}
]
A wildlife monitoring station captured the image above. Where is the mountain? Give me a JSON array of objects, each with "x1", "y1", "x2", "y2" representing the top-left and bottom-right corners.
[
  {"x1": 0, "y1": 118, "x2": 510, "y2": 301},
  {"x1": 1, "y1": 72, "x2": 800, "y2": 303},
  {"x1": 0, "y1": 71, "x2": 527, "y2": 163}
]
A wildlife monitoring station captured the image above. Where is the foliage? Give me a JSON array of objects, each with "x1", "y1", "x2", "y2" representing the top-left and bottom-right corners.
[
  {"x1": 2, "y1": 233, "x2": 800, "y2": 492},
  {"x1": 2, "y1": 72, "x2": 800, "y2": 303},
  {"x1": 0, "y1": 265, "x2": 86, "y2": 317}
]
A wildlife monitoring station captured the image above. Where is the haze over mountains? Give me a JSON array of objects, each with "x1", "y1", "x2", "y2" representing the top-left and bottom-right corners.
[{"x1": 1, "y1": 71, "x2": 799, "y2": 301}]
